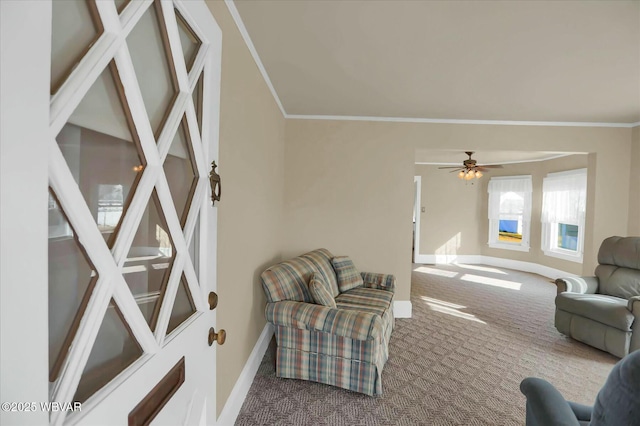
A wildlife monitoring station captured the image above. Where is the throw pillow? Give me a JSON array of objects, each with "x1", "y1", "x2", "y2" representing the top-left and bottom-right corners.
[
  {"x1": 309, "y1": 273, "x2": 337, "y2": 308},
  {"x1": 331, "y1": 256, "x2": 364, "y2": 293}
]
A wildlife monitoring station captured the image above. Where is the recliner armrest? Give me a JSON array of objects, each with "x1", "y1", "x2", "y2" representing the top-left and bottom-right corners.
[
  {"x1": 360, "y1": 272, "x2": 396, "y2": 292},
  {"x1": 555, "y1": 276, "x2": 598, "y2": 295},
  {"x1": 265, "y1": 301, "x2": 383, "y2": 341},
  {"x1": 520, "y1": 377, "x2": 582, "y2": 426},
  {"x1": 629, "y1": 296, "x2": 640, "y2": 317}
]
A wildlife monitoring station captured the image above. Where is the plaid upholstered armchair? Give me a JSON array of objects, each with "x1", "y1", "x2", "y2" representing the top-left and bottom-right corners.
[{"x1": 261, "y1": 249, "x2": 395, "y2": 395}]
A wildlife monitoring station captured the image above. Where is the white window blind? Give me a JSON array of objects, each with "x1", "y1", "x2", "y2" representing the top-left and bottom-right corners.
[{"x1": 541, "y1": 170, "x2": 587, "y2": 226}]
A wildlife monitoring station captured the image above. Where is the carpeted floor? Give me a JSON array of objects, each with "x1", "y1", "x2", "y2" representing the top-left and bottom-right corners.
[{"x1": 235, "y1": 264, "x2": 618, "y2": 425}]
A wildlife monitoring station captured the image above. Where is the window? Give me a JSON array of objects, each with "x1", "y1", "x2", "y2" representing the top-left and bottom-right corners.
[
  {"x1": 487, "y1": 175, "x2": 532, "y2": 252},
  {"x1": 541, "y1": 169, "x2": 587, "y2": 262}
]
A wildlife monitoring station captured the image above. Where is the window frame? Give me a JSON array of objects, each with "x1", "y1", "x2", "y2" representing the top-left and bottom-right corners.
[
  {"x1": 487, "y1": 175, "x2": 532, "y2": 252},
  {"x1": 541, "y1": 168, "x2": 587, "y2": 263}
]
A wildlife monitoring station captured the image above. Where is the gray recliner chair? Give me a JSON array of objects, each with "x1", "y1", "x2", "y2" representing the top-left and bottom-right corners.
[
  {"x1": 520, "y1": 349, "x2": 640, "y2": 426},
  {"x1": 555, "y1": 236, "x2": 640, "y2": 358}
]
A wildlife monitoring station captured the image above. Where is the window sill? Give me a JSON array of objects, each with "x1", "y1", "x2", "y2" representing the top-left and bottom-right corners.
[
  {"x1": 543, "y1": 249, "x2": 583, "y2": 263},
  {"x1": 488, "y1": 242, "x2": 530, "y2": 252}
]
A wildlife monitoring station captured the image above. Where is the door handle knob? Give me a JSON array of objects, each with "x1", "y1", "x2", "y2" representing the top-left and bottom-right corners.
[{"x1": 208, "y1": 327, "x2": 226, "y2": 346}]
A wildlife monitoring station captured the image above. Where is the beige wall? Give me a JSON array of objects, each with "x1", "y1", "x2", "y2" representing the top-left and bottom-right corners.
[
  {"x1": 416, "y1": 164, "x2": 483, "y2": 256},
  {"x1": 287, "y1": 120, "x2": 632, "y2": 279},
  {"x1": 629, "y1": 126, "x2": 640, "y2": 235},
  {"x1": 205, "y1": 1, "x2": 286, "y2": 417},
  {"x1": 283, "y1": 120, "x2": 414, "y2": 301}
]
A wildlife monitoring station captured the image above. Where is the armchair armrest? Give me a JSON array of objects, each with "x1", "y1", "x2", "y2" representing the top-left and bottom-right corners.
[
  {"x1": 360, "y1": 272, "x2": 396, "y2": 292},
  {"x1": 555, "y1": 276, "x2": 598, "y2": 296},
  {"x1": 265, "y1": 301, "x2": 383, "y2": 341},
  {"x1": 520, "y1": 377, "x2": 582, "y2": 426},
  {"x1": 629, "y1": 296, "x2": 640, "y2": 317}
]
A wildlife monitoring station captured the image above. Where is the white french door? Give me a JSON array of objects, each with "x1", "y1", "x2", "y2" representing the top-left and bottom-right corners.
[{"x1": 1, "y1": 1, "x2": 222, "y2": 425}]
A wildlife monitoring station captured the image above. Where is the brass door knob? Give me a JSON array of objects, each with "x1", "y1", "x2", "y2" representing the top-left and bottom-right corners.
[
  {"x1": 208, "y1": 292, "x2": 218, "y2": 310},
  {"x1": 208, "y1": 327, "x2": 226, "y2": 346}
]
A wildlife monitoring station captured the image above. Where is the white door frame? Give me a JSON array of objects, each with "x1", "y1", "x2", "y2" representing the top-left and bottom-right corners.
[
  {"x1": 1, "y1": 1, "x2": 51, "y2": 424},
  {"x1": 413, "y1": 176, "x2": 422, "y2": 263}
]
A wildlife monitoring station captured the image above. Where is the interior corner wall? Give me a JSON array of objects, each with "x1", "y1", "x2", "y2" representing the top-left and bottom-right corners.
[
  {"x1": 283, "y1": 120, "x2": 414, "y2": 302},
  {"x1": 204, "y1": 1, "x2": 286, "y2": 417},
  {"x1": 629, "y1": 126, "x2": 640, "y2": 236}
]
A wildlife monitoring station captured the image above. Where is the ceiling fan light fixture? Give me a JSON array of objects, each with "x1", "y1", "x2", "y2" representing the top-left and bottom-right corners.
[
  {"x1": 476, "y1": 171, "x2": 483, "y2": 178},
  {"x1": 458, "y1": 170, "x2": 465, "y2": 179}
]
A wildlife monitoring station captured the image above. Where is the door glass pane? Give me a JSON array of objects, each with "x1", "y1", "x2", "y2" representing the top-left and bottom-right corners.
[
  {"x1": 175, "y1": 10, "x2": 201, "y2": 73},
  {"x1": 73, "y1": 299, "x2": 143, "y2": 403},
  {"x1": 114, "y1": 0, "x2": 130, "y2": 14},
  {"x1": 51, "y1": 0, "x2": 102, "y2": 94},
  {"x1": 164, "y1": 117, "x2": 197, "y2": 228},
  {"x1": 127, "y1": 1, "x2": 178, "y2": 138},
  {"x1": 188, "y1": 215, "x2": 200, "y2": 283},
  {"x1": 167, "y1": 275, "x2": 197, "y2": 335},
  {"x1": 123, "y1": 190, "x2": 176, "y2": 332},
  {"x1": 48, "y1": 190, "x2": 98, "y2": 383},
  {"x1": 192, "y1": 71, "x2": 204, "y2": 138},
  {"x1": 55, "y1": 63, "x2": 145, "y2": 248}
]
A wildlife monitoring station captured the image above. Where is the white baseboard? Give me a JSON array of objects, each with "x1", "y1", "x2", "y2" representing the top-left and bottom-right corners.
[
  {"x1": 394, "y1": 300, "x2": 412, "y2": 318},
  {"x1": 480, "y1": 256, "x2": 577, "y2": 280},
  {"x1": 414, "y1": 253, "x2": 577, "y2": 280},
  {"x1": 217, "y1": 323, "x2": 274, "y2": 426}
]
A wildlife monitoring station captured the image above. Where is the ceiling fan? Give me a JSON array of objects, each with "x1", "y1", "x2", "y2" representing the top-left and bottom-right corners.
[{"x1": 438, "y1": 151, "x2": 503, "y2": 180}]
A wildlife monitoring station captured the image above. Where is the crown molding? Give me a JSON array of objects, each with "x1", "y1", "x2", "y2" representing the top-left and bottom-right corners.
[
  {"x1": 224, "y1": 1, "x2": 639, "y2": 129},
  {"x1": 286, "y1": 114, "x2": 638, "y2": 128},
  {"x1": 415, "y1": 153, "x2": 576, "y2": 166},
  {"x1": 224, "y1": 0, "x2": 286, "y2": 118}
]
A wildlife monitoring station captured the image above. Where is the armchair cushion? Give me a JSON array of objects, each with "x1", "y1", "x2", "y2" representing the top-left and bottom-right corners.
[
  {"x1": 595, "y1": 265, "x2": 640, "y2": 300},
  {"x1": 555, "y1": 292, "x2": 634, "y2": 331},
  {"x1": 308, "y1": 273, "x2": 336, "y2": 308},
  {"x1": 331, "y1": 256, "x2": 364, "y2": 292},
  {"x1": 361, "y1": 271, "x2": 396, "y2": 291},
  {"x1": 265, "y1": 300, "x2": 383, "y2": 341},
  {"x1": 335, "y1": 287, "x2": 394, "y2": 310},
  {"x1": 629, "y1": 296, "x2": 640, "y2": 316}
]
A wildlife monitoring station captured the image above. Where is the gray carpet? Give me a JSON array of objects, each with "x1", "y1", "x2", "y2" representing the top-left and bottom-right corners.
[{"x1": 235, "y1": 264, "x2": 618, "y2": 425}]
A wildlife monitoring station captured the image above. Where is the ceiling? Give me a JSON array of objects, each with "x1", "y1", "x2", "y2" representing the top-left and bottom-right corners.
[{"x1": 233, "y1": 0, "x2": 640, "y2": 124}]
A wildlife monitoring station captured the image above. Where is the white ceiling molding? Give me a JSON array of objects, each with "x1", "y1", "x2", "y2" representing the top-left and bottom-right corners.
[
  {"x1": 286, "y1": 114, "x2": 638, "y2": 129},
  {"x1": 415, "y1": 153, "x2": 574, "y2": 166},
  {"x1": 226, "y1": 0, "x2": 638, "y2": 129},
  {"x1": 224, "y1": 0, "x2": 286, "y2": 117}
]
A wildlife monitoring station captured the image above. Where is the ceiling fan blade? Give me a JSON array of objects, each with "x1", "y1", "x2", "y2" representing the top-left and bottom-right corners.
[
  {"x1": 448, "y1": 168, "x2": 464, "y2": 173},
  {"x1": 478, "y1": 165, "x2": 504, "y2": 169},
  {"x1": 438, "y1": 166, "x2": 465, "y2": 169}
]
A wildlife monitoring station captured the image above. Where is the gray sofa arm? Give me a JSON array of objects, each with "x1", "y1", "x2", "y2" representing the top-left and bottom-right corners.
[
  {"x1": 520, "y1": 377, "x2": 583, "y2": 426},
  {"x1": 555, "y1": 276, "x2": 599, "y2": 295},
  {"x1": 265, "y1": 301, "x2": 383, "y2": 341},
  {"x1": 360, "y1": 272, "x2": 396, "y2": 292},
  {"x1": 629, "y1": 296, "x2": 640, "y2": 317}
]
